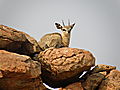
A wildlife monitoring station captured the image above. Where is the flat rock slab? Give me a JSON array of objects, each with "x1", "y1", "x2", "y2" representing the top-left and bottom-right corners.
[
  {"x1": 0, "y1": 50, "x2": 46, "y2": 90},
  {"x1": 38, "y1": 47, "x2": 95, "y2": 87}
]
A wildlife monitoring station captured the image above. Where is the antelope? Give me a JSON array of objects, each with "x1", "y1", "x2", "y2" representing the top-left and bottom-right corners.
[{"x1": 38, "y1": 20, "x2": 75, "y2": 50}]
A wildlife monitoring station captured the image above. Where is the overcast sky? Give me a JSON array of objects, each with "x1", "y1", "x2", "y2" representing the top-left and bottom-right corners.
[{"x1": 0, "y1": 0, "x2": 120, "y2": 71}]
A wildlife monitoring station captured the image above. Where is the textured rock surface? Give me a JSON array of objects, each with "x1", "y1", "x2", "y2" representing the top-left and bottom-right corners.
[
  {"x1": 0, "y1": 50, "x2": 46, "y2": 90},
  {"x1": 59, "y1": 82, "x2": 84, "y2": 90},
  {"x1": 99, "y1": 70, "x2": 120, "y2": 90},
  {"x1": 0, "y1": 25, "x2": 41, "y2": 55},
  {"x1": 0, "y1": 25, "x2": 27, "y2": 52},
  {"x1": 81, "y1": 64, "x2": 116, "y2": 81},
  {"x1": 81, "y1": 64, "x2": 116, "y2": 90},
  {"x1": 92, "y1": 64, "x2": 116, "y2": 73},
  {"x1": 38, "y1": 47, "x2": 95, "y2": 87},
  {"x1": 20, "y1": 31, "x2": 41, "y2": 55},
  {"x1": 82, "y1": 71, "x2": 107, "y2": 90},
  {"x1": 1, "y1": 24, "x2": 119, "y2": 90}
]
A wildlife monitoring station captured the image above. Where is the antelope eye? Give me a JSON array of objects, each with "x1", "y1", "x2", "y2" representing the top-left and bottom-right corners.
[{"x1": 62, "y1": 29, "x2": 66, "y2": 31}]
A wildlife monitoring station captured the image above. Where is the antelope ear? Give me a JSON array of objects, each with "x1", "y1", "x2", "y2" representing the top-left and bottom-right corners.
[
  {"x1": 55, "y1": 23, "x2": 62, "y2": 29},
  {"x1": 71, "y1": 23, "x2": 75, "y2": 29}
]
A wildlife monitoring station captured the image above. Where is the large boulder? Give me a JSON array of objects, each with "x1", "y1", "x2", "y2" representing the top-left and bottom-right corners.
[
  {"x1": 99, "y1": 70, "x2": 120, "y2": 90},
  {"x1": 0, "y1": 25, "x2": 41, "y2": 55},
  {"x1": 0, "y1": 50, "x2": 46, "y2": 90},
  {"x1": 38, "y1": 47, "x2": 95, "y2": 87}
]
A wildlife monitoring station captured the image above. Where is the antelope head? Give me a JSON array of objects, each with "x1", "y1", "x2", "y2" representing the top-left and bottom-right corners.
[
  {"x1": 55, "y1": 20, "x2": 75, "y2": 34},
  {"x1": 55, "y1": 20, "x2": 75, "y2": 47}
]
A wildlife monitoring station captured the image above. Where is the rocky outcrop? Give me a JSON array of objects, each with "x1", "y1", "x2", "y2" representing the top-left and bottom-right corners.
[
  {"x1": 0, "y1": 25, "x2": 41, "y2": 56},
  {"x1": 38, "y1": 47, "x2": 95, "y2": 87},
  {"x1": 0, "y1": 50, "x2": 46, "y2": 90},
  {"x1": 0, "y1": 24, "x2": 119, "y2": 90},
  {"x1": 99, "y1": 70, "x2": 120, "y2": 90}
]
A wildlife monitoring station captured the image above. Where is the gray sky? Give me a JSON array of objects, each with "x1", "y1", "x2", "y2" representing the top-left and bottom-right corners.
[{"x1": 0, "y1": 0, "x2": 120, "y2": 71}]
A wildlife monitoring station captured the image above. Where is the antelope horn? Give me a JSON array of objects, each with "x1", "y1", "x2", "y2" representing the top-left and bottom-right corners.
[
  {"x1": 68, "y1": 19, "x2": 70, "y2": 25},
  {"x1": 62, "y1": 20, "x2": 65, "y2": 26}
]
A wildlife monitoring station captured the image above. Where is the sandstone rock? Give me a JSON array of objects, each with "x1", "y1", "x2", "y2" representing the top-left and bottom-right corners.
[
  {"x1": 99, "y1": 70, "x2": 120, "y2": 90},
  {"x1": 0, "y1": 25, "x2": 41, "y2": 55},
  {"x1": 82, "y1": 71, "x2": 107, "y2": 90},
  {"x1": 38, "y1": 47, "x2": 95, "y2": 87},
  {"x1": 92, "y1": 64, "x2": 116, "y2": 73},
  {"x1": 0, "y1": 50, "x2": 46, "y2": 90},
  {"x1": 81, "y1": 64, "x2": 116, "y2": 81},
  {"x1": 59, "y1": 82, "x2": 84, "y2": 90},
  {"x1": 0, "y1": 25, "x2": 27, "y2": 52},
  {"x1": 20, "y1": 31, "x2": 42, "y2": 55},
  {"x1": 81, "y1": 64, "x2": 116, "y2": 90}
]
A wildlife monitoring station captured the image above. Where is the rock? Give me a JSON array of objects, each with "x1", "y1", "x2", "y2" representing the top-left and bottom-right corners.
[
  {"x1": 0, "y1": 50, "x2": 46, "y2": 90},
  {"x1": 81, "y1": 64, "x2": 116, "y2": 90},
  {"x1": 20, "y1": 31, "x2": 42, "y2": 56},
  {"x1": 92, "y1": 64, "x2": 116, "y2": 73},
  {"x1": 38, "y1": 47, "x2": 95, "y2": 87},
  {"x1": 81, "y1": 64, "x2": 116, "y2": 81},
  {"x1": 0, "y1": 25, "x2": 27, "y2": 52},
  {"x1": 99, "y1": 70, "x2": 120, "y2": 90},
  {"x1": 0, "y1": 25, "x2": 41, "y2": 55},
  {"x1": 59, "y1": 82, "x2": 84, "y2": 90},
  {"x1": 82, "y1": 71, "x2": 107, "y2": 90}
]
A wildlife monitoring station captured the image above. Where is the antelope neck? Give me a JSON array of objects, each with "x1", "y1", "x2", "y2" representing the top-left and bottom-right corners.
[{"x1": 61, "y1": 32, "x2": 71, "y2": 47}]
